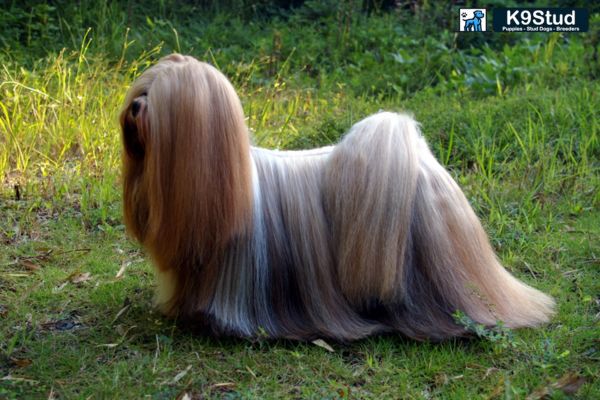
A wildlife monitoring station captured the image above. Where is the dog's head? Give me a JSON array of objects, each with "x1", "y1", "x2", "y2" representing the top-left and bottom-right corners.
[{"x1": 120, "y1": 54, "x2": 253, "y2": 266}]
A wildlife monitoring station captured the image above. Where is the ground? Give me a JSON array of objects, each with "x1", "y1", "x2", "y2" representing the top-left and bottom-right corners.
[{"x1": 1, "y1": 2, "x2": 599, "y2": 398}]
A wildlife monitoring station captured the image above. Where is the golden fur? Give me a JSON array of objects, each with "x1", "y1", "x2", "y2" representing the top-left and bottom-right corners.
[{"x1": 120, "y1": 54, "x2": 555, "y2": 341}]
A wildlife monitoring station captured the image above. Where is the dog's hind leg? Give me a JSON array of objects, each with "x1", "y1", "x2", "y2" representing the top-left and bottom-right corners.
[{"x1": 324, "y1": 112, "x2": 554, "y2": 339}]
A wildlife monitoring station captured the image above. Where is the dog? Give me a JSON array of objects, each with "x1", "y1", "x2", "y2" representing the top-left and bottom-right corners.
[
  {"x1": 463, "y1": 10, "x2": 485, "y2": 31},
  {"x1": 120, "y1": 54, "x2": 554, "y2": 341}
]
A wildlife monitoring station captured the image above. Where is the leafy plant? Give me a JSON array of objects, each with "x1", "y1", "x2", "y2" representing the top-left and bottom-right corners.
[{"x1": 453, "y1": 310, "x2": 518, "y2": 350}]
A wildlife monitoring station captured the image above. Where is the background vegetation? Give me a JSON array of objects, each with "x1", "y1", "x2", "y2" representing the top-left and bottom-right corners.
[{"x1": 1, "y1": 0, "x2": 598, "y2": 398}]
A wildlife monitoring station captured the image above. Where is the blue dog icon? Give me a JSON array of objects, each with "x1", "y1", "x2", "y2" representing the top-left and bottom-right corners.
[{"x1": 463, "y1": 10, "x2": 485, "y2": 31}]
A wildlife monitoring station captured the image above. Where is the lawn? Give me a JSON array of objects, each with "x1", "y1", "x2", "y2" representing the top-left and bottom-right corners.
[{"x1": 1, "y1": 1, "x2": 599, "y2": 398}]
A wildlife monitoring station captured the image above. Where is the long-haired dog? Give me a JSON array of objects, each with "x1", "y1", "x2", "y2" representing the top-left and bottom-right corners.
[{"x1": 120, "y1": 54, "x2": 554, "y2": 341}]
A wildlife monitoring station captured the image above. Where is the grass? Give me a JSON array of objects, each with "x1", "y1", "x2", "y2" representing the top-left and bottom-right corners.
[{"x1": 1, "y1": 2, "x2": 599, "y2": 398}]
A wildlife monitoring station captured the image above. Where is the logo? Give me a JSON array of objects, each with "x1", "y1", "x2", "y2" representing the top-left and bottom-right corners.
[
  {"x1": 459, "y1": 9, "x2": 487, "y2": 32},
  {"x1": 493, "y1": 8, "x2": 589, "y2": 32}
]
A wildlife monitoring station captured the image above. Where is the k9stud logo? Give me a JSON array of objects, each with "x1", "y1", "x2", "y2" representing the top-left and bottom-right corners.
[
  {"x1": 459, "y1": 9, "x2": 487, "y2": 32},
  {"x1": 493, "y1": 8, "x2": 589, "y2": 32}
]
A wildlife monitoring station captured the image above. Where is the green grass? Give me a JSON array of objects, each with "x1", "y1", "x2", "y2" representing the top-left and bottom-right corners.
[{"x1": 1, "y1": 2, "x2": 599, "y2": 398}]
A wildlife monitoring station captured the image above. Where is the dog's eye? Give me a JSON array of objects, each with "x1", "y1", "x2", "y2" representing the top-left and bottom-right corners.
[
  {"x1": 131, "y1": 99, "x2": 142, "y2": 117},
  {"x1": 131, "y1": 94, "x2": 147, "y2": 118}
]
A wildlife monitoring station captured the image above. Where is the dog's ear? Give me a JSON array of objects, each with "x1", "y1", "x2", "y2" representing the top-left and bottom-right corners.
[{"x1": 121, "y1": 94, "x2": 148, "y2": 160}]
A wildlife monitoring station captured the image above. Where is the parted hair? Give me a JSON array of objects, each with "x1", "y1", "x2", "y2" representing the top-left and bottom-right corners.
[{"x1": 120, "y1": 54, "x2": 555, "y2": 341}]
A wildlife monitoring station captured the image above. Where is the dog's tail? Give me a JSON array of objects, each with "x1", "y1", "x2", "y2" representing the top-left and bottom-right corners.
[{"x1": 324, "y1": 112, "x2": 555, "y2": 339}]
